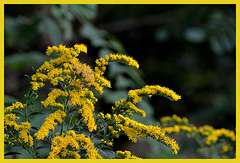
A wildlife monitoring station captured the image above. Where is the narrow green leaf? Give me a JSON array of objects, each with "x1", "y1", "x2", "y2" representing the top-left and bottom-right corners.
[
  {"x1": 31, "y1": 126, "x2": 40, "y2": 131},
  {"x1": 28, "y1": 111, "x2": 45, "y2": 117}
]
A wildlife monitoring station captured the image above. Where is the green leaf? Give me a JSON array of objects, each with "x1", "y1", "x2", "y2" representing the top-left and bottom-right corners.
[
  {"x1": 184, "y1": 27, "x2": 206, "y2": 43},
  {"x1": 115, "y1": 75, "x2": 135, "y2": 89},
  {"x1": 155, "y1": 28, "x2": 169, "y2": 42},
  {"x1": 108, "y1": 38, "x2": 126, "y2": 53},
  {"x1": 209, "y1": 36, "x2": 223, "y2": 55},
  {"x1": 81, "y1": 23, "x2": 108, "y2": 47},
  {"x1": 11, "y1": 110, "x2": 25, "y2": 116},
  {"x1": 102, "y1": 89, "x2": 128, "y2": 104},
  {"x1": 51, "y1": 5, "x2": 73, "y2": 41},
  {"x1": 99, "y1": 48, "x2": 112, "y2": 58},
  {"x1": 4, "y1": 16, "x2": 19, "y2": 47},
  {"x1": 108, "y1": 63, "x2": 145, "y2": 87},
  {"x1": 36, "y1": 146, "x2": 48, "y2": 150},
  {"x1": 69, "y1": 4, "x2": 98, "y2": 21},
  {"x1": 38, "y1": 17, "x2": 62, "y2": 45},
  {"x1": 98, "y1": 148, "x2": 115, "y2": 159},
  {"x1": 5, "y1": 52, "x2": 48, "y2": 71},
  {"x1": 4, "y1": 95, "x2": 18, "y2": 105},
  {"x1": 28, "y1": 111, "x2": 45, "y2": 117}
]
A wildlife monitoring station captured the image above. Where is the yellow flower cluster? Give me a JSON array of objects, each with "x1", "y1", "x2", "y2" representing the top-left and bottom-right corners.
[
  {"x1": 30, "y1": 44, "x2": 143, "y2": 134},
  {"x1": 160, "y1": 115, "x2": 236, "y2": 146},
  {"x1": 4, "y1": 101, "x2": 25, "y2": 114},
  {"x1": 128, "y1": 85, "x2": 181, "y2": 104},
  {"x1": 95, "y1": 54, "x2": 139, "y2": 76},
  {"x1": 4, "y1": 113, "x2": 33, "y2": 147},
  {"x1": 48, "y1": 130, "x2": 102, "y2": 159},
  {"x1": 74, "y1": 43, "x2": 87, "y2": 54},
  {"x1": 162, "y1": 125, "x2": 194, "y2": 134},
  {"x1": 69, "y1": 88, "x2": 97, "y2": 132},
  {"x1": 116, "y1": 150, "x2": 140, "y2": 159},
  {"x1": 34, "y1": 110, "x2": 66, "y2": 140},
  {"x1": 72, "y1": 62, "x2": 95, "y2": 88},
  {"x1": 31, "y1": 44, "x2": 87, "y2": 91},
  {"x1": 4, "y1": 113, "x2": 21, "y2": 132},
  {"x1": 18, "y1": 122, "x2": 33, "y2": 147},
  {"x1": 93, "y1": 54, "x2": 140, "y2": 94},
  {"x1": 93, "y1": 72, "x2": 111, "y2": 94},
  {"x1": 41, "y1": 89, "x2": 68, "y2": 109},
  {"x1": 198, "y1": 125, "x2": 215, "y2": 136},
  {"x1": 112, "y1": 99, "x2": 146, "y2": 117},
  {"x1": 111, "y1": 85, "x2": 181, "y2": 119},
  {"x1": 96, "y1": 77, "x2": 182, "y2": 155},
  {"x1": 5, "y1": 43, "x2": 184, "y2": 159},
  {"x1": 205, "y1": 128, "x2": 236, "y2": 145},
  {"x1": 160, "y1": 114, "x2": 189, "y2": 127},
  {"x1": 46, "y1": 44, "x2": 86, "y2": 57},
  {"x1": 100, "y1": 113, "x2": 179, "y2": 155}
]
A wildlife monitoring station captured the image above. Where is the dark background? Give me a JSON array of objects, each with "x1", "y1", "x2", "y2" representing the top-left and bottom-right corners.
[{"x1": 4, "y1": 4, "x2": 236, "y2": 158}]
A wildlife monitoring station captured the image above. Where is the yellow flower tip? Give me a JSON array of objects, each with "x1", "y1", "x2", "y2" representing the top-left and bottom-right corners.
[
  {"x1": 116, "y1": 150, "x2": 140, "y2": 159},
  {"x1": 74, "y1": 43, "x2": 87, "y2": 54}
]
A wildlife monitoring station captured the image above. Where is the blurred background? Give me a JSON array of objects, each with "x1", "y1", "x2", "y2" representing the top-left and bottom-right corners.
[{"x1": 4, "y1": 4, "x2": 236, "y2": 158}]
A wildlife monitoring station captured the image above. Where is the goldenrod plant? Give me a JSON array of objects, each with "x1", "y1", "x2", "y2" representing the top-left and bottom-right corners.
[
  {"x1": 4, "y1": 44, "x2": 235, "y2": 159},
  {"x1": 4, "y1": 43, "x2": 181, "y2": 159}
]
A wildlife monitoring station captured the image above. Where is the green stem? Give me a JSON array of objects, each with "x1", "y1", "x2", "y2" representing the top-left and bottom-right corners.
[
  {"x1": 9, "y1": 132, "x2": 36, "y2": 158},
  {"x1": 61, "y1": 97, "x2": 69, "y2": 135},
  {"x1": 67, "y1": 113, "x2": 75, "y2": 131}
]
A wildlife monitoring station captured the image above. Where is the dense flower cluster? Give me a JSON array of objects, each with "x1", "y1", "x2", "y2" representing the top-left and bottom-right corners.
[
  {"x1": 160, "y1": 114, "x2": 236, "y2": 146},
  {"x1": 205, "y1": 128, "x2": 236, "y2": 145},
  {"x1": 4, "y1": 102, "x2": 33, "y2": 147},
  {"x1": 4, "y1": 43, "x2": 182, "y2": 159},
  {"x1": 99, "y1": 113, "x2": 179, "y2": 155},
  {"x1": 48, "y1": 130, "x2": 102, "y2": 159},
  {"x1": 160, "y1": 114, "x2": 235, "y2": 158}
]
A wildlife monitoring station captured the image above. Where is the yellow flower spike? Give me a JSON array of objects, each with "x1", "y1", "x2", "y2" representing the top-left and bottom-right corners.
[
  {"x1": 34, "y1": 110, "x2": 66, "y2": 140},
  {"x1": 106, "y1": 114, "x2": 179, "y2": 155},
  {"x1": 69, "y1": 88, "x2": 97, "y2": 132},
  {"x1": 4, "y1": 101, "x2": 25, "y2": 114},
  {"x1": 128, "y1": 85, "x2": 181, "y2": 103},
  {"x1": 41, "y1": 89, "x2": 68, "y2": 109},
  {"x1": 94, "y1": 54, "x2": 139, "y2": 76}
]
